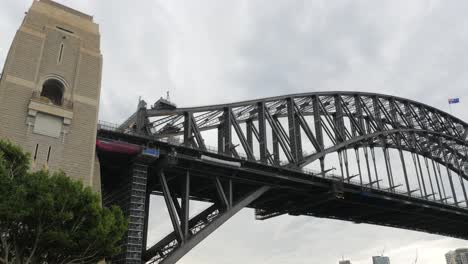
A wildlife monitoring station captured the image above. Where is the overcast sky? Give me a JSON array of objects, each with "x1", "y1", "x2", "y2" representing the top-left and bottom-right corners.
[{"x1": 2, "y1": 1, "x2": 468, "y2": 263}]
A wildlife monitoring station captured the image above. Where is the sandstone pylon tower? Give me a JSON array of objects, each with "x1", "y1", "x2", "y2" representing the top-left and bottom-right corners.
[{"x1": 0, "y1": 0, "x2": 102, "y2": 191}]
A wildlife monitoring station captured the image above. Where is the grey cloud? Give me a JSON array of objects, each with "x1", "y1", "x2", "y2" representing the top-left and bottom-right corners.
[{"x1": 2, "y1": 1, "x2": 468, "y2": 263}]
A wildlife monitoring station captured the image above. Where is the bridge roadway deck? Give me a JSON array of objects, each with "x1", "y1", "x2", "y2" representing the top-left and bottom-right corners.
[{"x1": 97, "y1": 129, "x2": 468, "y2": 242}]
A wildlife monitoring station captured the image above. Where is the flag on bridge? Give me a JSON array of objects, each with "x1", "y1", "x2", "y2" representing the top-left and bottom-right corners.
[{"x1": 448, "y1": 98, "x2": 460, "y2": 104}]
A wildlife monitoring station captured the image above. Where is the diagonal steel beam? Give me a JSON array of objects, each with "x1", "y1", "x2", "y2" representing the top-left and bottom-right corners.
[
  {"x1": 339, "y1": 96, "x2": 364, "y2": 137},
  {"x1": 184, "y1": 112, "x2": 196, "y2": 148},
  {"x1": 159, "y1": 170, "x2": 184, "y2": 243},
  {"x1": 150, "y1": 186, "x2": 270, "y2": 264},
  {"x1": 215, "y1": 177, "x2": 230, "y2": 209},
  {"x1": 230, "y1": 110, "x2": 255, "y2": 160},
  {"x1": 354, "y1": 95, "x2": 365, "y2": 135},
  {"x1": 358, "y1": 97, "x2": 379, "y2": 133},
  {"x1": 287, "y1": 98, "x2": 303, "y2": 162},
  {"x1": 272, "y1": 127, "x2": 280, "y2": 165},
  {"x1": 293, "y1": 100, "x2": 322, "y2": 152},
  {"x1": 257, "y1": 102, "x2": 268, "y2": 162},
  {"x1": 222, "y1": 108, "x2": 233, "y2": 156},
  {"x1": 314, "y1": 97, "x2": 339, "y2": 144},
  {"x1": 312, "y1": 95, "x2": 325, "y2": 149},
  {"x1": 145, "y1": 204, "x2": 218, "y2": 262},
  {"x1": 264, "y1": 110, "x2": 295, "y2": 163},
  {"x1": 250, "y1": 123, "x2": 274, "y2": 164},
  {"x1": 246, "y1": 119, "x2": 254, "y2": 151},
  {"x1": 334, "y1": 95, "x2": 347, "y2": 142},
  {"x1": 184, "y1": 112, "x2": 206, "y2": 150}
]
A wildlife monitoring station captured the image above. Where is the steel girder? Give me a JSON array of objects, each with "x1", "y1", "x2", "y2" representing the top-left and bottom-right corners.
[
  {"x1": 118, "y1": 92, "x2": 468, "y2": 207},
  {"x1": 97, "y1": 126, "x2": 468, "y2": 264},
  {"x1": 144, "y1": 168, "x2": 270, "y2": 264}
]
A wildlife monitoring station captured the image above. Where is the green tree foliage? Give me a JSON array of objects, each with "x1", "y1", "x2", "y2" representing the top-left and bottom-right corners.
[{"x1": 0, "y1": 140, "x2": 127, "y2": 263}]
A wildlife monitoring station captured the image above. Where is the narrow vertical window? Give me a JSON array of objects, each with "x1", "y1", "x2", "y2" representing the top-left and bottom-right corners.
[
  {"x1": 46, "y1": 146, "x2": 52, "y2": 164},
  {"x1": 58, "y1": 43, "x2": 64, "y2": 63},
  {"x1": 33, "y1": 144, "x2": 39, "y2": 162}
]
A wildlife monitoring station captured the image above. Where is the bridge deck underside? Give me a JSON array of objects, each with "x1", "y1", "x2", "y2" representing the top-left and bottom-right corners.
[
  {"x1": 160, "y1": 158, "x2": 468, "y2": 239},
  {"x1": 98, "y1": 130, "x2": 468, "y2": 247}
]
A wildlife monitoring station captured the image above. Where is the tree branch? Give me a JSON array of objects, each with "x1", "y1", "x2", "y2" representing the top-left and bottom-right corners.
[
  {"x1": 24, "y1": 222, "x2": 42, "y2": 264},
  {"x1": 1, "y1": 233, "x2": 10, "y2": 264}
]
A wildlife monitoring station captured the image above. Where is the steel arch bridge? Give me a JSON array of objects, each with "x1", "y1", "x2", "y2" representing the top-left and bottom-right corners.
[{"x1": 97, "y1": 92, "x2": 468, "y2": 264}]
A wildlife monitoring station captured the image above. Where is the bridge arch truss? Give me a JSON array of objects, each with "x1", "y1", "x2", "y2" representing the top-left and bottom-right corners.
[
  {"x1": 103, "y1": 91, "x2": 468, "y2": 263},
  {"x1": 122, "y1": 92, "x2": 468, "y2": 207}
]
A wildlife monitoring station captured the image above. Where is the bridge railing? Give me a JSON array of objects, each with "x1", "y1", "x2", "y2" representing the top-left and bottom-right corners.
[{"x1": 98, "y1": 120, "x2": 120, "y2": 131}]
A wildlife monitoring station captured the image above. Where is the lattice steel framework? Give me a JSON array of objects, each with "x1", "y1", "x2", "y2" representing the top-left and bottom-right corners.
[{"x1": 104, "y1": 91, "x2": 468, "y2": 264}]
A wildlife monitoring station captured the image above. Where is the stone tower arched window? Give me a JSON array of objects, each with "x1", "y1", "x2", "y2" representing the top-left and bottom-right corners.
[{"x1": 41, "y1": 79, "x2": 64, "y2": 106}]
